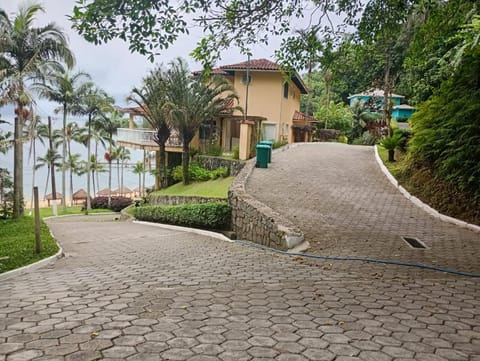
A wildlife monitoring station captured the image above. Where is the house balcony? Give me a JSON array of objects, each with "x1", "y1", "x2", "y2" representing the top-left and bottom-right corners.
[{"x1": 116, "y1": 128, "x2": 182, "y2": 151}]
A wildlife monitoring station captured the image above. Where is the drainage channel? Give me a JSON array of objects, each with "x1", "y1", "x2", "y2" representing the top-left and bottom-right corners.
[{"x1": 401, "y1": 236, "x2": 427, "y2": 249}]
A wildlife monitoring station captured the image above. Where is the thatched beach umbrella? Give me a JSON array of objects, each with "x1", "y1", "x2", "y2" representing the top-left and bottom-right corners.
[
  {"x1": 72, "y1": 188, "x2": 89, "y2": 205},
  {"x1": 44, "y1": 192, "x2": 63, "y2": 207},
  {"x1": 96, "y1": 188, "x2": 111, "y2": 197},
  {"x1": 113, "y1": 186, "x2": 133, "y2": 197}
]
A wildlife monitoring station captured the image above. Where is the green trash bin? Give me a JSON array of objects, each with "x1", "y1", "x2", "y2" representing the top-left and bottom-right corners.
[
  {"x1": 256, "y1": 144, "x2": 270, "y2": 168},
  {"x1": 259, "y1": 140, "x2": 273, "y2": 163}
]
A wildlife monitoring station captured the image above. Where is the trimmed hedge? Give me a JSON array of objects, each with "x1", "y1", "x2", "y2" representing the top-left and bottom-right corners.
[
  {"x1": 86, "y1": 196, "x2": 133, "y2": 212},
  {"x1": 133, "y1": 202, "x2": 231, "y2": 230}
]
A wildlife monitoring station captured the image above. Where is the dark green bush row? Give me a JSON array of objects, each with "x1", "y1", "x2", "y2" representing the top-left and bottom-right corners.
[
  {"x1": 172, "y1": 162, "x2": 229, "y2": 182},
  {"x1": 133, "y1": 202, "x2": 231, "y2": 229},
  {"x1": 84, "y1": 196, "x2": 133, "y2": 212}
]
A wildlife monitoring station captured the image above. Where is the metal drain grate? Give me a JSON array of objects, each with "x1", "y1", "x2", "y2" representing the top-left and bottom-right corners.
[{"x1": 402, "y1": 236, "x2": 427, "y2": 249}]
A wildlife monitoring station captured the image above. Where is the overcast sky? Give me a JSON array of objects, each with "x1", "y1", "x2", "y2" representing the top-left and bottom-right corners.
[{"x1": 1, "y1": 0, "x2": 296, "y2": 120}]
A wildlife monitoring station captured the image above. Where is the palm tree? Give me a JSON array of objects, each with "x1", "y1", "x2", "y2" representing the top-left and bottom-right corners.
[
  {"x1": 0, "y1": 3, "x2": 74, "y2": 218},
  {"x1": 35, "y1": 66, "x2": 92, "y2": 211},
  {"x1": 89, "y1": 154, "x2": 105, "y2": 197},
  {"x1": 0, "y1": 118, "x2": 12, "y2": 154},
  {"x1": 131, "y1": 161, "x2": 144, "y2": 197},
  {"x1": 65, "y1": 153, "x2": 82, "y2": 206},
  {"x1": 164, "y1": 58, "x2": 240, "y2": 185},
  {"x1": 119, "y1": 146, "x2": 131, "y2": 193},
  {"x1": 96, "y1": 109, "x2": 128, "y2": 207},
  {"x1": 35, "y1": 148, "x2": 61, "y2": 199},
  {"x1": 25, "y1": 115, "x2": 48, "y2": 214},
  {"x1": 70, "y1": 84, "x2": 113, "y2": 212},
  {"x1": 128, "y1": 66, "x2": 172, "y2": 189}
]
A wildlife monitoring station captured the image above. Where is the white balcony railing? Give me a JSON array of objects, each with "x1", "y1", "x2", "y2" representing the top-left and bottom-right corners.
[{"x1": 116, "y1": 128, "x2": 182, "y2": 148}]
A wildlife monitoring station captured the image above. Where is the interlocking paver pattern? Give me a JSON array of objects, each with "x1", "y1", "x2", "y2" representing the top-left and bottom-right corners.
[
  {"x1": 246, "y1": 143, "x2": 480, "y2": 276},
  {"x1": 1, "y1": 214, "x2": 479, "y2": 360}
]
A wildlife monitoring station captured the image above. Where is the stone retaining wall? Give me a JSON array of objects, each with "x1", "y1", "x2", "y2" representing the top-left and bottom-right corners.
[
  {"x1": 228, "y1": 144, "x2": 304, "y2": 250},
  {"x1": 195, "y1": 156, "x2": 245, "y2": 176},
  {"x1": 148, "y1": 194, "x2": 226, "y2": 206}
]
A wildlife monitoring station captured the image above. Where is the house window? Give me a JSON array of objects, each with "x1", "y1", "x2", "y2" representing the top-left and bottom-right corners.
[
  {"x1": 263, "y1": 123, "x2": 276, "y2": 141},
  {"x1": 283, "y1": 82, "x2": 289, "y2": 99}
]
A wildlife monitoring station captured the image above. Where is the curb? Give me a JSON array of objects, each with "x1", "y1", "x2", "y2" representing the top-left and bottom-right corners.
[
  {"x1": 374, "y1": 145, "x2": 480, "y2": 233},
  {"x1": 0, "y1": 228, "x2": 64, "y2": 281},
  {"x1": 133, "y1": 220, "x2": 234, "y2": 243}
]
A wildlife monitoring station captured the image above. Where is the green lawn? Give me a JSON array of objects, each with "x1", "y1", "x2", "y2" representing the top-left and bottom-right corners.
[
  {"x1": 0, "y1": 217, "x2": 59, "y2": 274},
  {"x1": 377, "y1": 145, "x2": 408, "y2": 181},
  {"x1": 0, "y1": 206, "x2": 114, "y2": 274},
  {"x1": 35, "y1": 205, "x2": 113, "y2": 218},
  {"x1": 152, "y1": 177, "x2": 234, "y2": 198}
]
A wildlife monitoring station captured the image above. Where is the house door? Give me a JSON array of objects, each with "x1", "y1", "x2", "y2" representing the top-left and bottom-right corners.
[{"x1": 293, "y1": 128, "x2": 304, "y2": 142}]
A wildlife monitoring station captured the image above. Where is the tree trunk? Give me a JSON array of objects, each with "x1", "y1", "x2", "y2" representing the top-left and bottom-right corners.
[
  {"x1": 86, "y1": 116, "x2": 92, "y2": 213},
  {"x1": 13, "y1": 105, "x2": 24, "y2": 218},
  {"x1": 108, "y1": 137, "x2": 112, "y2": 208},
  {"x1": 383, "y1": 49, "x2": 393, "y2": 137},
  {"x1": 388, "y1": 149, "x2": 395, "y2": 162},
  {"x1": 61, "y1": 103, "x2": 67, "y2": 211},
  {"x1": 182, "y1": 140, "x2": 190, "y2": 185},
  {"x1": 117, "y1": 159, "x2": 121, "y2": 195},
  {"x1": 68, "y1": 140, "x2": 73, "y2": 207},
  {"x1": 29, "y1": 139, "x2": 36, "y2": 215},
  {"x1": 159, "y1": 144, "x2": 167, "y2": 189},
  {"x1": 48, "y1": 116, "x2": 58, "y2": 216},
  {"x1": 142, "y1": 150, "x2": 146, "y2": 196},
  {"x1": 95, "y1": 142, "x2": 100, "y2": 195}
]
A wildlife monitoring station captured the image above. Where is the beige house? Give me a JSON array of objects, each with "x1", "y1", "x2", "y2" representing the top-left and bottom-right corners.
[{"x1": 116, "y1": 59, "x2": 316, "y2": 185}]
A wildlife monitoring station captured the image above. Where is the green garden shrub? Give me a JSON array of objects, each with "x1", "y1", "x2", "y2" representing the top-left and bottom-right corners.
[
  {"x1": 88, "y1": 196, "x2": 133, "y2": 212},
  {"x1": 232, "y1": 146, "x2": 240, "y2": 160},
  {"x1": 209, "y1": 167, "x2": 229, "y2": 180},
  {"x1": 134, "y1": 202, "x2": 231, "y2": 229},
  {"x1": 206, "y1": 144, "x2": 223, "y2": 156},
  {"x1": 272, "y1": 140, "x2": 288, "y2": 149}
]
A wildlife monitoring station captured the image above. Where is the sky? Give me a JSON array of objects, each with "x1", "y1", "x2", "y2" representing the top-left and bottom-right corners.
[
  {"x1": 1, "y1": 0, "x2": 292, "y2": 118},
  {"x1": 0, "y1": 0, "x2": 307, "y2": 198}
]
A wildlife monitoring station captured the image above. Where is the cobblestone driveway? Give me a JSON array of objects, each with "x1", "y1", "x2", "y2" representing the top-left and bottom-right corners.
[
  {"x1": 1, "y1": 215, "x2": 479, "y2": 360},
  {"x1": 246, "y1": 143, "x2": 480, "y2": 276}
]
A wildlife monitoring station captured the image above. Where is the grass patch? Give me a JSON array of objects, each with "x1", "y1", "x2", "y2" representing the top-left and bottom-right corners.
[
  {"x1": 34, "y1": 205, "x2": 113, "y2": 218},
  {"x1": 0, "y1": 217, "x2": 59, "y2": 274},
  {"x1": 152, "y1": 177, "x2": 234, "y2": 198},
  {"x1": 377, "y1": 146, "x2": 408, "y2": 181}
]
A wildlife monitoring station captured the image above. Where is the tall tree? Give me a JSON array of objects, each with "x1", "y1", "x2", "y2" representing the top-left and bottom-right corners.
[
  {"x1": 357, "y1": 0, "x2": 414, "y2": 134},
  {"x1": 164, "y1": 58, "x2": 239, "y2": 185},
  {"x1": 129, "y1": 66, "x2": 172, "y2": 189},
  {"x1": 70, "y1": 84, "x2": 113, "y2": 212},
  {"x1": 0, "y1": 2, "x2": 74, "y2": 218},
  {"x1": 96, "y1": 109, "x2": 127, "y2": 207},
  {"x1": 70, "y1": 1, "x2": 364, "y2": 67},
  {"x1": 35, "y1": 67, "x2": 92, "y2": 211},
  {"x1": 25, "y1": 115, "x2": 48, "y2": 214},
  {"x1": 35, "y1": 148, "x2": 61, "y2": 200},
  {"x1": 131, "y1": 161, "x2": 145, "y2": 197}
]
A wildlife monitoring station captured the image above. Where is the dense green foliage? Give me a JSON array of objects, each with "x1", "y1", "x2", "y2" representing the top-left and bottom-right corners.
[
  {"x1": 172, "y1": 162, "x2": 229, "y2": 183},
  {"x1": 134, "y1": 202, "x2": 231, "y2": 230},
  {"x1": 0, "y1": 217, "x2": 58, "y2": 273},
  {"x1": 408, "y1": 49, "x2": 480, "y2": 200},
  {"x1": 88, "y1": 196, "x2": 133, "y2": 212}
]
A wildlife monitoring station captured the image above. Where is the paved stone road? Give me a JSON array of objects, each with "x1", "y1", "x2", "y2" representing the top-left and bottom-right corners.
[
  {"x1": 1, "y1": 215, "x2": 479, "y2": 360},
  {"x1": 247, "y1": 143, "x2": 480, "y2": 276}
]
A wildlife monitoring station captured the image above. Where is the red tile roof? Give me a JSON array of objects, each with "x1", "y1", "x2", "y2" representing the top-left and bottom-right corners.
[
  {"x1": 219, "y1": 58, "x2": 280, "y2": 71},
  {"x1": 293, "y1": 110, "x2": 319, "y2": 123}
]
